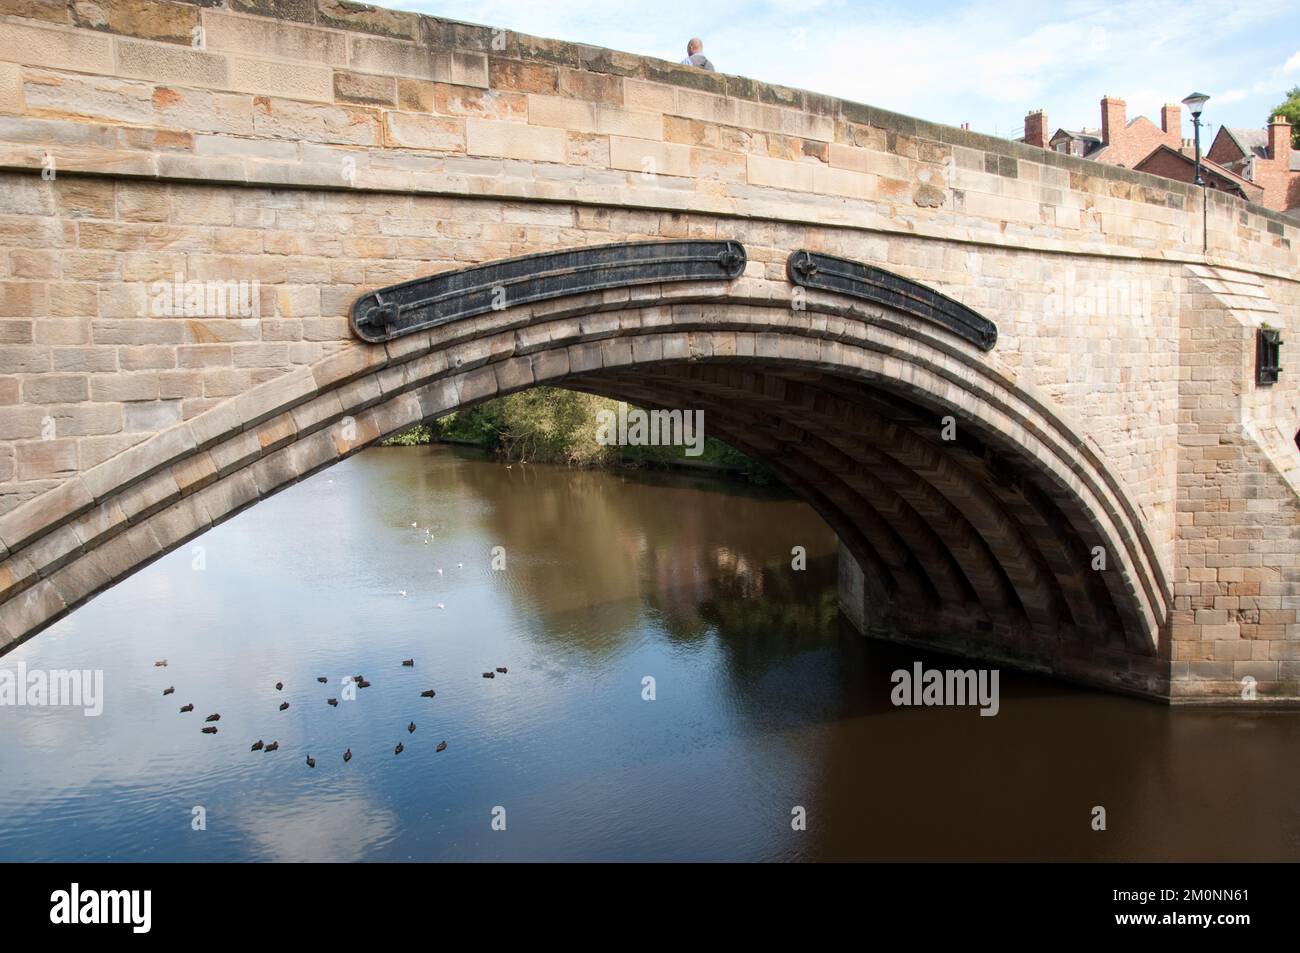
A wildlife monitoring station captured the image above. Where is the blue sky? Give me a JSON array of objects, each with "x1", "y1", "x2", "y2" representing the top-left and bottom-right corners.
[{"x1": 394, "y1": 0, "x2": 1299, "y2": 141}]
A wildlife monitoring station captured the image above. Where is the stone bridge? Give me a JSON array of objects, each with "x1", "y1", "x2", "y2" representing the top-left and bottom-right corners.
[{"x1": 1, "y1": 0, "x2": 1298, "y2": 703}]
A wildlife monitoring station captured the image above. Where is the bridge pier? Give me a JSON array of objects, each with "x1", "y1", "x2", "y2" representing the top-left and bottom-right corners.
[{"x1": 837, "y1": 542, "x2": 1178, "y2": 703}]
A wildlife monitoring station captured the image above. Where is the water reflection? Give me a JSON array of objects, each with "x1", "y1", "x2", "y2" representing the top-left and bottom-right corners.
[{"x1": 0, "y1": 445, "x2": 1297, "y2": 861}]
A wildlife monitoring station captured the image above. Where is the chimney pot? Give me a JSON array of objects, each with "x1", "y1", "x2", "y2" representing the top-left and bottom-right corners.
[
  {"x1": 1024, "y1": 108, "x2": 1049, "y2": 148},
  {"x1": 1160, "y1": 103, "x2": 1181, "y2": 139},
  {"x1": 1100, "y1": 96, "x2": 1127, "y2": 146},
  {"x1": 1268, "y1": 114, "x2": 1291, "y2": 161}
]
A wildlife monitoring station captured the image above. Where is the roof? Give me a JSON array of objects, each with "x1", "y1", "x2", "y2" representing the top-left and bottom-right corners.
[
  {"x1": 1223, "y1": 127, "x2": 1270, "y2": 159},
  {"x1": 1217, "y1": 127, "x2": 1299, "y2": 169},
  {"x1": 1134, "y1": 144, "x2": 1261, "y2": 197},
  {"x1": 1048, "y1": 127, "x2": 1105, "y2": 159},
  {"x1": 1052, "y1": 127, "x2": 1102, "y2": 143}
]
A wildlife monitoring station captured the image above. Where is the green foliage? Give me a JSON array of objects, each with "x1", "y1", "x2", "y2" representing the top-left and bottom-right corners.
[
  {"x1": 1268, "y1": 86, "x2": 1300, "y2": 149},
  {"x1": 379, "y1": 424, "x2": 433, "y2": 446},
  {"x1": 491, "y1": 388, "x2": 617, "y2": 467},
  {"x1": 436, "y1": 404, "x2": 507, "y2": 448},
  {"x1": 379, "y1": 387, "x2": 776, "y2": 485}
]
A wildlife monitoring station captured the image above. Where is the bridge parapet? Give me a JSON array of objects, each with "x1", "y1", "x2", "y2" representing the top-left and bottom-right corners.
[{"x1": 0, "y1": 0, "x2": 1295, "y2": 275}]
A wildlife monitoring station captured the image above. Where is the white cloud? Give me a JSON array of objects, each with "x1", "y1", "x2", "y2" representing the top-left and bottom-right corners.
[{"x1": 401, "y1": 0, "x2": 1299, "y2": 134}]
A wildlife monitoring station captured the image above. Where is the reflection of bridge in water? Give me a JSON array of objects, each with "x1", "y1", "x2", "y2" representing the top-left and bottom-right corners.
[{"x1": 1, "y1": 0, "x2": 1299, "y2": 703}]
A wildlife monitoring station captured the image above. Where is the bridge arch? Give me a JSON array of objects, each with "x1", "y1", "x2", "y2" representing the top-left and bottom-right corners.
[{"x1": 0, "y1": 274, "x2": 1170, "y2": 696}]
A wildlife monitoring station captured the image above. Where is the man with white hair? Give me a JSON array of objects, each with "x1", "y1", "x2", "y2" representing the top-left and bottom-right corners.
[{"x1": 680, "y1": 37, "x2": 715, "y2": 71}]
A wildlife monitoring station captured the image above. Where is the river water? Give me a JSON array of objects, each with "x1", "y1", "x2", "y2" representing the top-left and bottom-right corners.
[{"x1": 1, "y1": 445, "x2": 1297, "y2": 861}]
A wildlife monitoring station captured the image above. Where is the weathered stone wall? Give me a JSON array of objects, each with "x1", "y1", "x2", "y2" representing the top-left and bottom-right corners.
[
  {"x1": 0, "y1": 0, "x2": 1297, "y2": 700},
  {"x1": 0, "y1": 171, "x2": 1197, "y2": 578},
  {"x1": 1170, "y1": 268, "x2": 1300, "y2": 697}
]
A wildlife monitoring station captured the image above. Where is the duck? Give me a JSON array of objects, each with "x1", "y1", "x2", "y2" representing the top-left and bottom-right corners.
[
  {"x1": 305, "y1": 755, "x2": 316, "y2": 769},
  {"x1": 436, "y1": 741, "x2": 447, "y2": 752},
  {"x1": 179, "y1": 704, "x2": 194, "y2": 713},
  {"x1": 265, "y1": 742, "x2": 279, "y2": 753},
  {"x1": 496, "y1": 667, "x2": 507, "y2": 674},
  {"x1": 357, "y1": 679, "x2": 371, "y2": 689},
  {"x1": 482, "y1": 671, "x2": 495, "y2": 679},
  {"x1": 205, "y1": 713, "x2": 220, "y2": 723},
  {"x1": 420, "y1": 689, "x2": 436, "y2": 698},
  {"x1": 317, "y1": 677, "x2": 328, "y2": 684},
  {"x1": 407, "y1": 721, "x2": 416, "y2": 734},
  {"x1": 250, "y1": 740, "x2": 264, "y2": 751},
  {"x1": 279, "y1": 702, "x2": 290, "y2": 711},
  {"x1": 154, "y1": 660, "x2": 168, "y2": 668},
  {"x1": 401, "y1": 659, "x2": 414, "y2": 667},
  {"x1": 162, "y1": 686, "x2": 174, "y2": 696},
  {"x1": 343, "y1": 748, "x2": 352, "y2": 763},
  {"x1": 457, "y1": 562, "x2": 463, "y2": 569},
  {"x1": 436, "y1": 603, "x2": 445, "y2": 609},
  {"x1": 201, "y1": 726, "x2": 218, "y2": 734},
  {"x1": 275, "y1": 682, "x2": 284, "y2": 691},
  {"x1": 394, "y1": 742, "x2": 404, "y2": 756},
  {"x1": 327, "y1": 698, "x2": 339, "y2": 707}
]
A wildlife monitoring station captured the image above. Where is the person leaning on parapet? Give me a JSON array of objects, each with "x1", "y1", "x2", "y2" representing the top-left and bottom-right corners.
[{"x1": 680, "y1": 38, "x2": 715, "y2": 71}]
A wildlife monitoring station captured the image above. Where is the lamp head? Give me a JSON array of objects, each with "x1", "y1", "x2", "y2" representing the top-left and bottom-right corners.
[{"x1": 1181, "y1": 92, "x2": 1210, "y2": 119}]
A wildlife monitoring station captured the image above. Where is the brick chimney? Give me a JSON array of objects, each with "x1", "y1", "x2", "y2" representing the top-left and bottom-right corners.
[
  {"x1": 1100, "y1": 96, "x2": 1126, "y2": 146},
  {"x1": 1160, "y1": 103, "x2": 1181, "y2": 143},
  {"x1": 1268, "y1": 114, "x2": 1292, "y2": 161},
  {"x1": 1024, "y1": 109, "x2": 1049, "y2": 148}
]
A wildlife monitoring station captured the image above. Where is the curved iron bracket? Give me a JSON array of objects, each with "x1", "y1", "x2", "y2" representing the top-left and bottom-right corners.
[
  {"x1": 786, "y1": 250, "x2": 997, "y2": 351},
  {"x1": 351, "y1": 239, "x2": 747, "y2": 343}
]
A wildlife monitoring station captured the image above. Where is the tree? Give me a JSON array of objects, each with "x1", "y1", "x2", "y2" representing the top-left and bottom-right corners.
[{"x1": 1268, "y1": 86, "x2": 1300, "y2": 149}]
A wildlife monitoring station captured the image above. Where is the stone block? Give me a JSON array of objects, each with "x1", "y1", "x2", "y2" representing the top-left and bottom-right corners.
[
  {"x1": 488, "y1": 58, "x2": 558, "y2": 95},
  {"x1": 203, "y1": 11, "x2": 349, "y2": 65},
  {"x1": 333, "y1": 69, "x2": 396, "y2": 106},
  {"x1": 348, "y1": 35, "x2": 451, "y2": 81},
  {"x1": 0, "y1": 64, "x2": 26, "y2": 115},
  {"x1": 115, "y1": 38, "x2": 228, "y2": 87},
  {"x1": 0, "y1": 21, "x2": 114, "y2": 73},
  {"x1": 317, "y1": 0, "x2": 418, "y2": 39},
  {"x1": 465, "y1": 118, "x2": 565, "y2": 162},
  {"x1": 383, "y1": 111, "x2": 465, "y2": 151},
  {"x1": 229, "y1": 57, "x2": 333, "y2": 102}
]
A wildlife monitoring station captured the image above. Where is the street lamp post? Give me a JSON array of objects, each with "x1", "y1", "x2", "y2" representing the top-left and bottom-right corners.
[{"x1": 1182, "y1": 92, "x2": 1210, "y2": 252}]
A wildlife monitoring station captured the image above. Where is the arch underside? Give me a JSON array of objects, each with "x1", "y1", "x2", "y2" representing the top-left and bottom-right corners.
[
  {"x1": 565, "y1": 364, "x2": 1158, "y2": 688},
  {"x1": 0, "y1": 286, "x2": 1172, "y2": 697}
]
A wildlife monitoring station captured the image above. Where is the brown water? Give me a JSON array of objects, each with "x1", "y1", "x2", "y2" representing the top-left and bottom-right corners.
[{"x1": 0, "y1": 444, "x2": 1297, "y2": 861}]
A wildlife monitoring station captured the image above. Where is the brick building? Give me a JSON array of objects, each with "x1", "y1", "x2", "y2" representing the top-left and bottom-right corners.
[
  {"x1": 1023, "y1": 98, "x2": 1300, "y2": 216},
  {"x1": 1022, "y1": 97, "x2": 1181, "y2": 167},
  {"x1": 1133, "y1": 144, "x2": 1263, "y2": 202},
  {"x1": 1206, "y1": 117, "x2": 1300, "y2": 214}
]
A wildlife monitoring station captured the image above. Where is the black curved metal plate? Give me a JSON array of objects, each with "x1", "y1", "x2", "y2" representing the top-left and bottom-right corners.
[
  {"x1": 786, "y1": 250, "x2": 997, "y2": 351},
  {"x1": 351, "y1": 239, "x2": 747, "y2": 343}
]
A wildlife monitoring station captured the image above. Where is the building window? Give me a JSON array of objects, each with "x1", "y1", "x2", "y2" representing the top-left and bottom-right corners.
[{"x1": 1256, "y1": 328, "x2": 1282, "y2": 386}]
